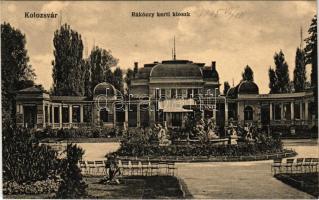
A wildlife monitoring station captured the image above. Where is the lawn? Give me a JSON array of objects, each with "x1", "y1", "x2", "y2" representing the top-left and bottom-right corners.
[
  {"x1": 86, "y1": 176, "x2": 185, "y2": 199},
  {"x1": 275, "y1": 173, "x2": 318, "y2": 198},
  {"x1": 4, "y1": 176, "x2": 185, "y2": 199}
]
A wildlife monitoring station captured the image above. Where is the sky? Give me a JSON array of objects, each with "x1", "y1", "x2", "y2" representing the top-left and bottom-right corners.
[{"x1": 1, "y1": 1, "x2": 317, "y2": 93}]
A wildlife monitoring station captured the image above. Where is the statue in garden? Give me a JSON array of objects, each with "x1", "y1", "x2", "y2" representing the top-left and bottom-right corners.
[
  {"x1": 155, "y1": 123, "x2": 171, "y2": 146},
  {"x1": 101, "y1": 154, "x2": 120, "y2": 185},
  {"x1": 207, "y1": 117, "x2": 219, "y2": 139},
  {"x1": 244, "y1": 123, "x2": 253, "y2": 141}
]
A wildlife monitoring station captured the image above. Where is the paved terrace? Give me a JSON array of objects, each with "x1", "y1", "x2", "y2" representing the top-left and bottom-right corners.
[{"x1": 176, "y1": 139, "x2": 318, "y2": 199}]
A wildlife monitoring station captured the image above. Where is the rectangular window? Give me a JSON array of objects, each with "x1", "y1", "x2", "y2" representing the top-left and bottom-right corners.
[
  {"x1": 100, "y1": 109, "x2": 109, "y2": 122},
  {"x1": 177, "y1": 89, "x2": 182, "y2": 98},
  {"x1": 194, "y1": 88, "x2": 199, "y2": 97},
  {"x1": 171, "y1": 89, "x2": 176, "y2": 98},
  {"x1": 155, "y1": 88, "x2": 160, "y2": 99},
  {"x1": 83, "y1": 105, "x2": 92, "y2": 122},
  {"x1": 54, "y1": 107, "x2": 59, "y2": 123},
  {"x1": 187, "y1": 89, "x2": 193, "y2": 98},
  {"x1": 45, "y1": 105, "x2": 49, "y2": 124},
  {"x1": 283, "y1": 103, "x2": 291, "y2": 120},
  {"x1": 294, "y1": 103, "x2": 300, "y2": 119},
  {"x1": 72, "y1": 105, "x2": 81, "y2": 123},
  {"x1": 274, "y1": 104, "x2": 281, "y2": 120},
  {"x1": 62, "y1": 106, "x2": 69, "y2": 123},
  {"x1": 160, "y1": 89, "x2": 165, "y2": 98}
]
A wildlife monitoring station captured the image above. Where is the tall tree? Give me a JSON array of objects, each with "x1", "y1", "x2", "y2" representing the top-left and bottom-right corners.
[
  {"x1": 293, "y1": 48, "x2": 306, "y2": 92},
  {"x1": 82, "y1": 59, "x2": 92, "y2": 97},
  {"x1": 1, "y1": 22, "x2": 35, "y2": 123},
  {"x1": 52, "y1": 24, "x2": 84, "y2": 96},
  {"x1": 89, "y1": 46, "x2": 118, "y2": 91},
  {"x1": 223, "y1": 81, "x2": 230, "y2": 95},
  {"x1": 268, "y1": 67, "x2": 279, "y2": 94},
  {"x1": 125, "y1": 68, "x2": 134, "y2": 94},
  {"x1": 304, "y1": 15, "x2": 317, "y2": 87},
  {"x1": 242, "y1": 65, "x2": 254, "y2": 81},
  {"x1": 273, "y1": 50, "x2": 290, "y2": 93},
  {"x1": 113, "y1": 67, "x2": 124, "y2": 93},
  {"x1": 304, "y1": 15, "x2": 317, "y2": 117}
]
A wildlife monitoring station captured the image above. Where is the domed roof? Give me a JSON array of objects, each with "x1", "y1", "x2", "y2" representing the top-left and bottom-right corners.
[
  {"x1": 226, "y1": 87, "x2": 237, "y2": 98},
  {"x1": 150, "y1": 61, "x2": 202, "y2": 78},
  {"x1": 93, "y1": 82, "x2": 116, "y2": 97},
  {"x1": 238, "y1": 81, "x2": 259, "y2": 94}
]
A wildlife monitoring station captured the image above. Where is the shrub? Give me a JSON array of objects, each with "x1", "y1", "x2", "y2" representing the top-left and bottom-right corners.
[
  {"x1": 3, "y1": 179, "x2": 61, "y2": 195},
  {"x1": 55, "y1": 144, "x2": 87, "y2": 198},
  {"x1": 3, "y1": 126, "x2": 60, "y2": 183},
  {"x1": 116, "y1": 134, "x2": 283, "y2": 157}
]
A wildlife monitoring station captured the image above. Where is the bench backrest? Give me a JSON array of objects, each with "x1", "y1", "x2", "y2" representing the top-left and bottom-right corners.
[
  {"x1": 304, "y1": 158, "x2": 312, "y2": 163},
  {"x1": 296, "y1": 158, "x2": 304, "y2": 163},
  {"x1": 131, "y1": 160, "x2": 140, "y2": 166},
  {"x1": 286, "y1": 159, "x2": 294, "y2": 164}
]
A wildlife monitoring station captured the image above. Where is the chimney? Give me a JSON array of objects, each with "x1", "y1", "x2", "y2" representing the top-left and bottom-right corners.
[
  {"x1": 134, "y1": 62, "x2": 138, "y2": 68},
  {"x1": 211, "y1": 61, "x2": 216, "y2": 71}
]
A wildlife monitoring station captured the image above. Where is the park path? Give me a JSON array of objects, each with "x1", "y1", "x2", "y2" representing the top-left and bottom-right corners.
[{"x1": 176, "y1": 139, "x2": 318, "y2": 199}]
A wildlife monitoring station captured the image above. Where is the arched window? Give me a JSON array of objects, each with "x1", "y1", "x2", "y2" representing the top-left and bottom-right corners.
[{"x1": 244, "y1": 106, "x2": 253, "y2": 121}]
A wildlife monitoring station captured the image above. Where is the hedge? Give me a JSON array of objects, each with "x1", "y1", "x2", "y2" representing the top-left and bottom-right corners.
[{"x1": 116, "y1": 140, "x2": 283, "y2": 157}]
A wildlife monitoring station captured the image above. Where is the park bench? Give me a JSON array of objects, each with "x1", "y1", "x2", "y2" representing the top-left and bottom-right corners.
[
  {"x1": 118, "y1": 160, "x2": 130, "y2": 176},
  {"x1": 309, "y1": 158, "x2": 318, "y2": 172},
  {"x1": 295, "y1": 158, "x2": 304, "y2": 172},
  {"x1": 150, "y1": 161, "x2": 160, "y2": 176},
  {"x1": 271, "y1": 158, "x2": 282, "y2": 174},
  {"x1": 303, "y1": 158, "x2": 313, "y2": 172},
  {"x1": 283, "y1": 159, "x2": 294, "y2": 173},
  {"x1": 87, "y1": 161, "x2": 96, "y2": 175},
  {"x1": 79, "y1": 160, "x2": 87, "y2": 174},
  {"x1": 95, "y1": 160, "x2": 106, "y2": 175},
  {"x1": 141, "y1": 161, "x2": 151, "y2": 176},
  {"x1": 167, "y1": 162, "x2": 177, "y2": 176},
  {"x1": 131, "y1": 160, "x2": 141, "y2": 175}
]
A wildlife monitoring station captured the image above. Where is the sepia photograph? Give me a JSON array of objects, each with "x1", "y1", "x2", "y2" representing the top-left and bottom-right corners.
[{"x1": 1, "y1": 0, "x2": 318, "y2": 199}]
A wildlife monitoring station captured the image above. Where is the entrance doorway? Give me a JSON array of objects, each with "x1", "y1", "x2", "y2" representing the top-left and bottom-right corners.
[
  {"x1": 23, "y1": 105, "x2": 37, "y2": 128},
  {"x1": 261, "y1": 104, "x2": 270, "y2": 126}
]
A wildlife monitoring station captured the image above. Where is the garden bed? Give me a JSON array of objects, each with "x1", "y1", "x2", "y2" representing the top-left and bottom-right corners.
[
  {"x1": 274, "y1": 173, "x2": 318, "y2": 198},
  {"x1": 117, "y1": 149, "x2": 297, "y2": 162},
  {"x1": 4, "y1": 176, "x2": 185, "y2": 199}
]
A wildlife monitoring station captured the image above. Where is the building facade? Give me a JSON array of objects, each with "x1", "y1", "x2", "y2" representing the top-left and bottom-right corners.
[{"x1": 15, "y1": 58, "x2": 317, "y2": 133}]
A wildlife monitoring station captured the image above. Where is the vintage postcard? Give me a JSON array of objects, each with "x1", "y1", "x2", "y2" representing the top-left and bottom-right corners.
[{"x1": 1, "y1": 0, "x2": 318, "y2": 199}]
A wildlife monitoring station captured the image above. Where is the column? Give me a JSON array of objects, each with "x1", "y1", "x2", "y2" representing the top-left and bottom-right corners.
[
  {"x1": 280, "y1": 103, "x2": 284, "y2": 120},
  {"x1": 59, "y1": 105, "x2": 62, "y2": 128},
  {"x1": 69, "y1": 105, "x2": 73, "y2": 128},
  {"x1": 269, "y1": 103, "x2": 273, "y2": 121},
  {"x1": 125, "y1": 104, "x2": 129, "y2": 128},
  {"x1": 52, "y1": 106, "x2": 55, "y2": 128},
  {"x1": 48, "y1": 105, "x2": 51, "y2": 125},
  {"x1": 113, "y1": 104, "x2": 116, "y2": 128},
  {"x1": 300, "y1": 102, "x2": 303, "y2": 120},
  {"x1": 43, "y1": 104, "x2": 46, "y2": 128},
  {"x1": 80, "y1": 105, "x2": 84, "y2": 123},
  {"x1": 137, "y1": 104, "x2": 141, "y2": 127},
  {"x1": 225, "y1": 102, "x2": 228, "y2": 126},
  {"x1": 290, "y1": 102, "x2": 294, "y2": 120},
  {"x1": 305, "y1": 101, "x2": 309, "y2": 121}
]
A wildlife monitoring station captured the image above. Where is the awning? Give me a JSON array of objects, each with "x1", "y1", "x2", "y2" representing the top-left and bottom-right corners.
[{"x1": 158, "y1": 99, "x2": 195, "y2": 113}]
